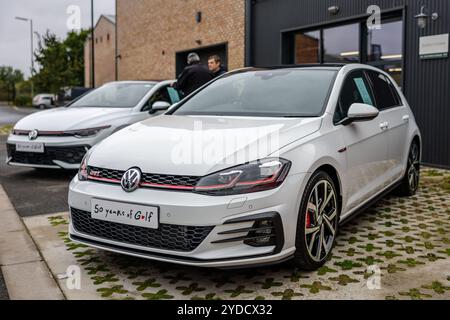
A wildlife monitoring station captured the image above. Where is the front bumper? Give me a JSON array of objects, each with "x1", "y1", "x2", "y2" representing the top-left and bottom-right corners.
[
  {"x1": 68, "y1": 173, "x2": 306, "y2": 268},
  {"x1": 6, "y1": 134, "x2": 101, "y2": 169}
]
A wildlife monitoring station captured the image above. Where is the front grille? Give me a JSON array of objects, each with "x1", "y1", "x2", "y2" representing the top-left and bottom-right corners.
[
  {"x1": 7, "y1": 144, "x2": 88, "y2": 165},
  {"x1": 88, "y1": 166, "x2": 201, "y2": 190},
  {"x1": 142, "y1": 172, "x2": 200, "y2": 187},
  {"x1": 88, "y1": 167, "x2": 124, "y2": 181},
  {"x1": 71, "y1": 208, "x2": 213, "y2": 252}
]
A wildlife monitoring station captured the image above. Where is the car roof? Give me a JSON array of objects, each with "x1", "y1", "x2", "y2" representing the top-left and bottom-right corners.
[
  {"x1": 227, "y1": 64, "x2": 345, "y2": 75},
  {"x1": 227, "y1": 63, "x2": 394, "y2": 77},
  {"x1": 237, "y1": 63, "x2": 397, "y2": 72},
  {"x1": 103, "y1": 80, "x2": 159, "y2": 85},
  {"x1": 253, "y1": 63, "x2": 346, "y2": 70}
]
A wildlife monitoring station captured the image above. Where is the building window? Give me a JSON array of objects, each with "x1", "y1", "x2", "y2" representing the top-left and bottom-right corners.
[
  {"x1": 367, "y1": 20, "x2": 402, "y2": 62},
  {"x1": 286, "y1": 14, "x2": 403, "y2": 86},
  {"x1": 366, "y1": 19, "x2": 403, "y2": 86},
  {"x1": 295, "y1": 31, "x2": 320, "y2": 64},
  {"x1": 323, "y1": 23, "x2": 359, "y2": 63},
  {"x1": 292, "y1": 23, "x2": 360, "y2": 64},
  {"x1": 107, "y1": 33, "x2": 110, "y2": 41}
]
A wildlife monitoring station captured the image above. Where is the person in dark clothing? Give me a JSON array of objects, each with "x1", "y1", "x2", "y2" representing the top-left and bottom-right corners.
[
  {"x1": 173, "y1": 53, "x2": 214, "y2": 97},
  {"x1": 208, "y1": 55, "x2": 227, "y2": 78}
]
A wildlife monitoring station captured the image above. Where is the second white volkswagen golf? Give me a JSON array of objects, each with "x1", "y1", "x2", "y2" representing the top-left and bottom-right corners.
[
  {"x1": 6, "y1": 81, "x2": 179, "y2": 169},
  {"x1": 68, "y1": 64, "x2": 421, "y2": 269}
]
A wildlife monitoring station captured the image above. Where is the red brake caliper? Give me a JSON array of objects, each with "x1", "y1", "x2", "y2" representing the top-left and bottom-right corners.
[{"x1": 306, "y1": 211, "x2": 311, "y2": 228}]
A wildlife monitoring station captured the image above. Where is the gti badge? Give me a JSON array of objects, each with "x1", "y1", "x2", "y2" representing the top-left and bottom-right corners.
[
  {"x1": 28, "y1": 129, "x2": 39, "y2": 141},
  {"x1": 121, "y1": 167, "x2": 142, "y2": 192}
]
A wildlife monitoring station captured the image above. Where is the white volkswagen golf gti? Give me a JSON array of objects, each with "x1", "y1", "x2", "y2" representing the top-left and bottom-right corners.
[
  {"x1": 68, "y1": 64, "x2": 421, "y2": 269},
  {"x1": 6, "y1": 80, "x2": 179, "y2": 169}
]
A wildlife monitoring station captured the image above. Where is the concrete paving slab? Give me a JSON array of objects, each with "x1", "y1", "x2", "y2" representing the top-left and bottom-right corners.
[
  {"x1": 24, "y1": 213, "x2": 100, "y2": 300},
  {"x1": 0, "y1": 229, "x2": 41, "y2": 265},
  {"x1": 2, "y1": 261, "x2": 64, "y2": 300},
  {"x1": 0, "y1": 209, "x2": 24, "y2": 233},
  {"x1": 0, "y1": 184, "x2": 65, "y2": 300},
  {"x1": 0, "y1": 187, "x2": 15, "y2": 213}
]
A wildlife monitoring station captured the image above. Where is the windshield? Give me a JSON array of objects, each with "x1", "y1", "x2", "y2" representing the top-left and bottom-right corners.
[
  {"x1": 173, "y1": 69, "x2": 337, "y2": 117},
  {"x1": 70, "y1": 83, "x2": 154, "y2": 108}
]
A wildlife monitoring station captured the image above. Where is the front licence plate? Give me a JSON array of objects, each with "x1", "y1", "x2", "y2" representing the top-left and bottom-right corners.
[
  {"x1": 91, "y1": 199, "x2": 159, "y2": 229},
  {"x1": 16, "y1": 142, "x2": 44, "y2": 153}
]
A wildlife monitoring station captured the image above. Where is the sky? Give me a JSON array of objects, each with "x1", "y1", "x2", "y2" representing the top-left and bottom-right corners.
[{"x1": 0, "y1": 0, "x2": 116, "y2": 78}]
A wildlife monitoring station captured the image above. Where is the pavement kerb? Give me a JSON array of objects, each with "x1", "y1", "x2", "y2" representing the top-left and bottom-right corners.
[{"x1": 0, "y1": 184, "x2": 65, "y2": 300}]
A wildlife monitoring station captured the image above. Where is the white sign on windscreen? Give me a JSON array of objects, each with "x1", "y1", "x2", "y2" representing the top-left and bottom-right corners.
[{"x1": 419, "y1": 34, "x2": 449, "y2": 60}]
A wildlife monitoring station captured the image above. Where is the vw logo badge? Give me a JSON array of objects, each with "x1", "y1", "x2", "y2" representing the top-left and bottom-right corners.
[
  {"x1": 121, "y1": 167, "x2": 142, "y2": 192},
  {"x1": 29, "y1": 129, "x2": 39, "y2": 141}
]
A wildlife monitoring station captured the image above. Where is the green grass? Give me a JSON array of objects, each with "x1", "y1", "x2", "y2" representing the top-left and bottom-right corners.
[
  {"x1": 441, "y1": 176, "x2": 450, "y2": 191},
  {"x1": 424, "y1": 169, "x2": 444, "y2": 177}
]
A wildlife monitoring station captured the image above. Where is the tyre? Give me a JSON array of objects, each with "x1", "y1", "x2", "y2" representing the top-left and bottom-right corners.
[
  {"x1": 39, "y1": 104, "x2": 46, "y2": 110},
  {"x1": 396, "y1": 141, "x2": 420, "y2": 197},
  {"x1": 293, "y1": 171, "x2": 340, "y2": 270}
]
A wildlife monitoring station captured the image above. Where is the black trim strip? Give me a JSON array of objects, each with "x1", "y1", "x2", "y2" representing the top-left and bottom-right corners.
[
  {"x1": 211, "y1": 234, "x2": 276, "y2": 245},
  {"x1": 70, "y1": 234, "x2": 280, "y2": 265},
  {"x1": 217, "y1": 226, "x2": 275, "y2": 235}
]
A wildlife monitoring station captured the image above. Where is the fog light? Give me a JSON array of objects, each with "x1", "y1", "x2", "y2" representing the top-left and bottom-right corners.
[
  {"x1": 254, "y1": 236, "x2": 271, "y2": 245},
  {"x1": 245, "y1": 219, "x2": 276, "y2": 247}
]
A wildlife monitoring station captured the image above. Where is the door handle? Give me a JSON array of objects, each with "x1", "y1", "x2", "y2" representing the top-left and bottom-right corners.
[
  {"x1": 379, "y1": 122, "x2": 389, "y2": 130},
  {"x1": 402, "y1": 115, "x2": 410, "y2": 122}
]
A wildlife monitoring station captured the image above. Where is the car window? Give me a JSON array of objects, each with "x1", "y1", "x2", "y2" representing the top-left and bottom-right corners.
[
  {"x1": 334, "y1": 70, "x2": 375, "y2": 123},
  {"x1": 70, "y1": 83, "x2": 154, "y2": 108},
  {"x1": 142, "y1": 86, "x2": 181, "y2": 112},
  {"x1": 173, "y1": 69, "x2": 337, "y2": 117},
  {"x1": 366, "y1": 70, "x2": 401, "y2": 110}
]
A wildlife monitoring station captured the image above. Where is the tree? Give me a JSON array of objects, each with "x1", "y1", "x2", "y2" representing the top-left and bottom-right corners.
[
  {"x1": 33, "y1": 29, "x2": 89, "y2": 94},
  {"x1": 0, "y1": 66, "x2": 24, "y2": 102}
]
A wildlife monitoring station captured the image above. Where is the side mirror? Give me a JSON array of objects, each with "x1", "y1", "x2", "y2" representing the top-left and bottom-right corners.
[
  {"x1": 339, "y1": 103, "x2": 379, "y2": 125},
  {"x1": 151, "y1": 101, "x2": 171, "y2": 112}
]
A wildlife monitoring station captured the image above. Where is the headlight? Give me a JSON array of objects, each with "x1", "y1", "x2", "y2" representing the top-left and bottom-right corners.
[
  {"x1": 194, "y1": 158, "x2": 291, "y2": 195},
  {"x1": 67, "y1": 126, "x2": 111, "y2": 138},
  {"x1": 78, "y1": 151, "x2": 92, "y2": 181}
]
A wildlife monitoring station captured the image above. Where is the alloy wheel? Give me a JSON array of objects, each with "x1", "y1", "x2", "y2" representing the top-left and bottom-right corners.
[
  {"x1": 304, "y1": 180, "x2": 338, "y2": 262},
  {"x1": 408, "y1": 143, "x2": 420, "y2": 192}
]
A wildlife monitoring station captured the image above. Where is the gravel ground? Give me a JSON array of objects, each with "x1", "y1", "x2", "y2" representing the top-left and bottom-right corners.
[{"x1": 0, "y1": 270, "x2": 9, "y2": 300}]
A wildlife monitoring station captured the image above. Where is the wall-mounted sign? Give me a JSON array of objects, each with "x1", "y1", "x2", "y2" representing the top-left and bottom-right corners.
[{"x1": 419, "y1": 34, "x2": 449, "y2": 60}]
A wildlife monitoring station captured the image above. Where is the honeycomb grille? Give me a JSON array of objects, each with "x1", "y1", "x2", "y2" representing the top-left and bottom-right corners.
[
  {"x1": 88, "y1": 167, "x2": 124, "y2": 181},
  {"x1": 87, "y1": 166, "x2": 201, "y2": 189},
  {"x1": 71, "y1": 208, "x2": 213, "y2": 252},
  {"x1": 142, "y1": 172, "x2": 200, "y2": 187},
  {"x1": 7, "y1": 144, "x2": 88, "y2": 165}
]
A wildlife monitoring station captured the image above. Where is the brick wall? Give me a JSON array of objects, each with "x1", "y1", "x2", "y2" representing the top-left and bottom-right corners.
[
  {"x1": 116, "y1": 0, "x2": 245, "y2": 80},
  {"x1": 84, "y1": 16, "x2": 116, "y2": 87}
]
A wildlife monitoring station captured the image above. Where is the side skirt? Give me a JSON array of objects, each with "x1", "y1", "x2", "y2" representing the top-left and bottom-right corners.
[{"x1": 339, "y1": 180, "x2": 402, "y2": 225}]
